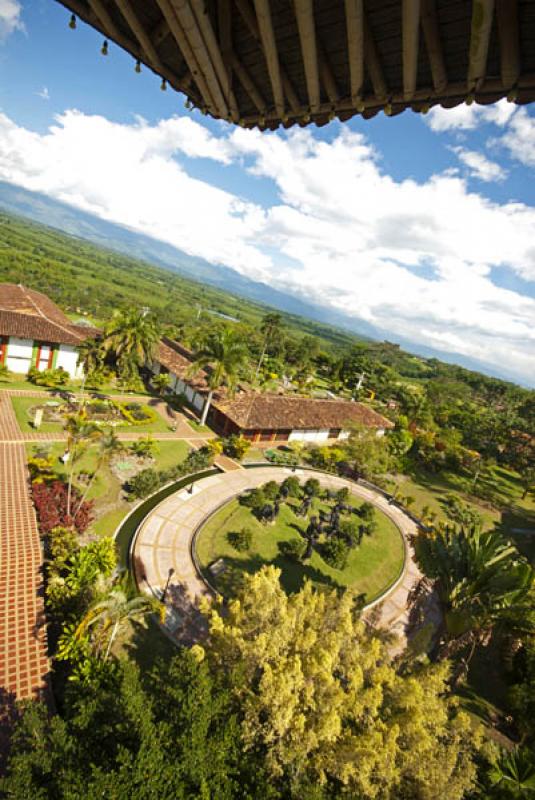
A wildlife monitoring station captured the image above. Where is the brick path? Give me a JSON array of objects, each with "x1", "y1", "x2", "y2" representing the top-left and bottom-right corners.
[
  {"x1": 134, "y1": 467, "x2": 422, "y2": 649},
  {"x1": 0, "y1": 442, "x2": 49, "y2": 718}
]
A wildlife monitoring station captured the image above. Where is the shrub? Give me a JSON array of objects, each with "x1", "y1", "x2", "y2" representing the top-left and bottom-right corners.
[
  {"x1": 46, "y1": 526, "x2": 80, "y2": 570},
  {"x1": 31, "y1": 480, "x2": 93, "y2": 534},
  {"x1": 240, "y1": 488, "x2": 266, "y2": 511},
  {"x1": 28, "y1": 366, "x2": 69, "y2": 388},
  {"x1": 278, "y1": 538, "x2": 305, "y2": 561},
  {"x1": 339, "y1": 519, "x2": 361, "y2": 547},
  {"x1": 303, "y1": 478, "x2": 321, "y2": 497},
  {"x1": 118, "y1": 402, "x2": 158, "y2": 426},
  {"x1": 358, "y1": 502, "x2": 375, "y2": 522},
  {"x1": 262, "y1": 480, "x2": 280, "y2": 500},
  {"x1": 182, "y1": 447, "x2": 213, "y2": 473},
  {"x1": 336, "y1": 487, "x2": 350, "y2": 503},
  {"x1": 265, "y1": 449, "x2": 299, "y2": 466},
  {"x1": 128, "y1": 468, "x2": 161, "y2": 498},
  {"x1": 206, "y1": 438, "x2": 224, "y2": 456},
  {"x1": 222, "y1": 434, "x2": 251, "y2": 460},
  {"x1": 28, "y1": 455, "x2": 58, "y2": 484},
  {"x1": 130, "y1": 436, "x2": 156, "y2": 458},
  {"x1": 321, "y1": 537, "x2": 349, "y2": 570},
  {"x1": 281, "y1": 476, "x2": 301, "y2": 498},
  {"x1": 227, "y1": 527, "x2": 253, "y2": 552},
  {"x1": 360, "y1": 520, "x2": 378, "y2": 537}
]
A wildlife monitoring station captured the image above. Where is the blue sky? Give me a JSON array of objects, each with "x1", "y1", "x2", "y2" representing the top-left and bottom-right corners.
[{"x1": 1, "y1": 1, "x2": 535, "y2": 385}]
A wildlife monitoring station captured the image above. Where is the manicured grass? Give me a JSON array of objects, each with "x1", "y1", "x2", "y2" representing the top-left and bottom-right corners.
[
  {"x1": 243, "y1": 447, "x2": 268, "y2": 463},
  {"x1": 12, "y1": 396, "x2": 65, "y2": 433},
  {"x1": 11, "y1": 395, "x2": 171, "y2": 434},
  {"x1": 26, "y1": 439, "x2": 191, "y2": 540},
  {"x1": 196, "y1": 494, "x2": 404, "y2": 601}
]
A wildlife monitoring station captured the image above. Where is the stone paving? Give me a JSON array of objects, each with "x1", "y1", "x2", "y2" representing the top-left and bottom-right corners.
[{"x1": 134, "y1": 467, "x2": 422, "y2": 648}]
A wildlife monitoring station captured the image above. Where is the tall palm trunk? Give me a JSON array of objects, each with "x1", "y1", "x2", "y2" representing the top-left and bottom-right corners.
[
  {"x1": 200, "y1": 389, "x2": 214, "y2": 426},
  {"x1": 73, "y1": 455, "x2": 104, "y2": 521},
  {"x1": 66, "y1": 444, "x2": 77, "y2": 519},
  {"x1": 254, "y1": 336, "x2": 268, "y2": 382}
]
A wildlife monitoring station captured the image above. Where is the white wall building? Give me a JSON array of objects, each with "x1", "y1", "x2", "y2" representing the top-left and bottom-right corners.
[{"x1": 0, "y1": 284, "x2": 97, "y2": 379}]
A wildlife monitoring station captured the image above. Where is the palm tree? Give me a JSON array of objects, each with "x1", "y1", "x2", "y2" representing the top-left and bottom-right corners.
[
  {"x1": 416, "y1": 525, "x2": 534, "y2": 658},
  {"x1": 65, "y1": 414, "x2": 102, "y2": 518},
  {"x1": 75, "y1": 583, "x2": 160, "y2": 660},
  {"x1": 189, "y1": 328, "x2": 249, "y2": 426},
  {"x1": 102, "y1": 309, "x2": 160, "y2": 380},
  {"x1": 76, "y1": 337, "x2": 104, "y2": 376},
  {"x1": 488, "y1": 748, "x2": 535, "y2": 797},
  {"x1": 254, "y1": 312, "x2": 282, "y2": 382},
  {"x1": 73, "y1": 429, "x2": 122, "y2": 522}
]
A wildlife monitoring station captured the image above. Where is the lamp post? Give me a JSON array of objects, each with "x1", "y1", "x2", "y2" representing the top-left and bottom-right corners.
[
  {"x1": 162, "y1": 567, "x2": 175, "y2": 603},
  {"x1": 188, "y1": 481, "x2": 195, "y2": 495}
]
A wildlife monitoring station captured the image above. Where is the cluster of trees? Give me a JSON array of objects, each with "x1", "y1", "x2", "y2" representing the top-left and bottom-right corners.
[{"x1": 2, "y1": 566, "x2": 492, "y2": 800}]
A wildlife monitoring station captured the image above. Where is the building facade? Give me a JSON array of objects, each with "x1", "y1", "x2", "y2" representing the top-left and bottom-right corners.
[
  {"x1": 0, "y1": 284, "x2": 98, "y2": 378},
  {"x1": 154, "y1": 336, "x2": 393, "y2": 443}
]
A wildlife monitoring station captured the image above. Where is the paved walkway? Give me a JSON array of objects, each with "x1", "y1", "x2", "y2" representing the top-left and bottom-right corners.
[{"x1": 133, "y1": 467, "x2": 422, "y2": 648}]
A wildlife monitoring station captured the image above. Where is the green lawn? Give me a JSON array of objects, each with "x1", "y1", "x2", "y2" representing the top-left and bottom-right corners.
[
  {"x1": 196, "y1": 494, "x2": 404, "y2": 601},
  {"x1": 26, "y1": 439, "x2": 191, "y2": 539},
  {"x1": 11, "y1": 394, "x2": 172, "y2": 434}
]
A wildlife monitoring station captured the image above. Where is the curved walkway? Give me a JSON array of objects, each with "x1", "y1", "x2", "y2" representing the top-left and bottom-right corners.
[{"x1": 133, "y1": 467, "x2": 423, "y2": 649}]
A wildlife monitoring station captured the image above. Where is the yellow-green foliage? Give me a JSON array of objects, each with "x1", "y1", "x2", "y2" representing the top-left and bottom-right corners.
[
  {"x1": 205, "y1": 566, "x2": 481, "y2": 799},
  {"x1": 28, "y1": 455, "x2": 58, "y2": 483}
]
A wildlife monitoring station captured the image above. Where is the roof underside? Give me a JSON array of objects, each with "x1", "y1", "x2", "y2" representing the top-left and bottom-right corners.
[{"x1": 56, "y1": 0, "x2": 534, "y2": 128}]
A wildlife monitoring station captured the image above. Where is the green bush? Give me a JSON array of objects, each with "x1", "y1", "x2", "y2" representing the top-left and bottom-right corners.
[
  {"x1": 240, "y1": 488, "x2": 266, "y2": 510},
  {"x1": 339, "y1": 519, "x2": 361, "y2": 547},
  {"x1": 128, "y1": 468, "x2": 161, "y2": 498},
  {"x1": 358, "y1": 502, "x2": 375, "y2": 522},
  {"x1": 281, "y1": 476, "x2": 301, "y2": 498},
  {"x1": 262, "y1": 480, "x2": 280, "y2": 500},
  {"x1": 118, "y1": 402, "x2": 158, "y2": 426},
  {"x1": 28, "y1": 366, "x2": 69, "y2": 387},
  {"x1": 222, "y1": 434, "x2": 251, "y2": 460},
  {"x1": 130, "y1": 436, "x2": 157, "y2": 458},
  {"x1": 227, "y1": 527, "x2": 253, "y2": 552},
  {"x1": 321, "y1": 537, "x2": 349, "y2": 570},
  {"x1": 278, "y1": 538, "x2": 305, "y2": 561},
  {"x1": 336, "y1": 487, "x2": 350, "y2": 503},
  {"x1": 304, "y1": 478, "x2": 321, "y2": 497}
]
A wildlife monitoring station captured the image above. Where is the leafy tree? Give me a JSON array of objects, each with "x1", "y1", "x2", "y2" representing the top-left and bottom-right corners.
[
  {"x1": 189, "y1": 327, "x2": 249, "y2": 425},
  {"x1": 70, "y1": 583, "x2": 160, "y2": 661},
  {"x1": 102, "y1": 308, "x2": 160, "y2": 381},
  {"x1": 205, "y1": 566, "x2": 481, "y2": 799},
  {"x1": 280, "y1": 476, "x2": 301, "y2": 498},
  {"x1": 76, "y1": 336, "x2": 105, "y2": 376},
  {"x1": 240, "y1": 487, "x2": 266, "y2": 511},
  {"x1": 262, "y1": 480, "x2": 280, "y2": 500},
  {"x1": 254, "y1": 312, "x2": 283, "y2": 381},
  {"x1": 303, "y1": 478, "x2": 321, "y2": 497},
  {"x1": 222, "y1": 434, "x2": 251, "y2": 460},
  {"x1": 227, "y1": 527, "x2": 253, "y2": 552},
  {"x1": 415, "y1": 526, "x2": 534, "y2": 654},
  {"x1": 128, "y1": 467, "x2": 161, "y2": 498},
  {"x1": 343, "y1": 423, "x2": 393, "y2": 479},
  {"x1": 321, "y1": 536, "x2": 349, "y2": 569}
]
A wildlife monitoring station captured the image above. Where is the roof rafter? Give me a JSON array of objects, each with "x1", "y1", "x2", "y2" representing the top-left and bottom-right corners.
[
  {"x1": 252, "y1": 0, "x2": 285, "y2": 117},
  {"x1": 153, "y1": 0, "x2": 216, "y2": 111},
  {"x1": 496, "y1": 0, "x2": 520, "y2": 89},
  {"x1": 468, "y1": 0, "x2": 495, "y2": 91},
  {"x1": 190, "y1": 0, "x2": 238, "y2": 120},
  {"x1": 402, "y1": 0, "x2": 421, "y2": 100},
  {"x1": 293, "y1": 0, "x2": 321, "y2": 112},
  {"x1": 421, "y1": 0, "x2": 447, "y2": 92},
  {"x1": 344, "y1": 0, "x2": 364, "y2": 105},
  {"x1": 231, "y1": 51, "x2": 266, "y2": 112},
  {"x1": 317, "y1": 40, "x2": 339, "y2": 104},
  {"x1": 363, "y1": 13, "x2": 387, "y2": 101},
  {"x1": 113, "y1": 0, "x2": 167, "y2": 72},
  {"x1": 173, "y1": 0, "x2": 230, "y2": 118}
]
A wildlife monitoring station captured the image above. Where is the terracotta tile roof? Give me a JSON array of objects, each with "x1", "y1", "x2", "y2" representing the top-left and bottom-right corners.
[
  {"x1": 157, "y1": 337, "x2": 211, "y2": 392},
  {"x1": 0, "y1": 284, "x2": 98, "y2": 346},
  {"x1": 156, "y1": 337, "x2": 392, "y2": 433},
  {"x1": 214, "y1": 393, "x2": 394, "y2": 432}
]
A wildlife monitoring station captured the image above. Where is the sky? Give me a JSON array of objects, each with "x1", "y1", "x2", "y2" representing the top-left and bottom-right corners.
[{"x1": 0, "y1": 2, "x2": 534, "y2": 387}]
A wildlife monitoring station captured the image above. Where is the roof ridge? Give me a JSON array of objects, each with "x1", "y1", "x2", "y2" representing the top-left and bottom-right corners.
[{"x1": 18, "y1": 284, "x2": 84, "y2": 342}]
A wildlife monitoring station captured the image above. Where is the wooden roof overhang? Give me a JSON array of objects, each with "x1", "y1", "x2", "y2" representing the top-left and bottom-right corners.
[{"x1": 56, "y1": 0, "x2": 535, "y2": 128}]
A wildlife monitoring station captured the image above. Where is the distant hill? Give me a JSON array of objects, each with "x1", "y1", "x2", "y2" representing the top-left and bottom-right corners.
[{"x1": 0, "y1": 180, "x2": 527, "y2": 384}]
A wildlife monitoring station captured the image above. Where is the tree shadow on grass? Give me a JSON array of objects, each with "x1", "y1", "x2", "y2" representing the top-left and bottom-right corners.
[
  {"x1": 496, "y1": 506, "x2": 535, "y2": 564},
  {"x1": 215, "y1": 552, "x2": 340, "y2": 596}
]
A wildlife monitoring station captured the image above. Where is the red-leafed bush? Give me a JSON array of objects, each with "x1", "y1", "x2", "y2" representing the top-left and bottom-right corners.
[{"x1": 31, "y1": 480, "x2": 94, "y2": 535}]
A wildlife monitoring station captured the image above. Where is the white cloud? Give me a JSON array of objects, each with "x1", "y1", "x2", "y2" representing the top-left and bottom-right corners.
[
  {"x1": 497, "y1": 108, "x2": 535, "y2": 167},
  {"x1": 36, "y1": 87, "x2": 50, "y2": 101},
  {"x1": 0, "y1": 0, "x2": 23, "y2": 40},
  {"x1": 450, "y1": 146, "x2": 507, "y2": 182},
  {"x1": 426, "y1": 99, "x2": 516, "y2": 132},
  {"x1": 0, "y1": 109, "x2": 534, "y2": 384}
]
